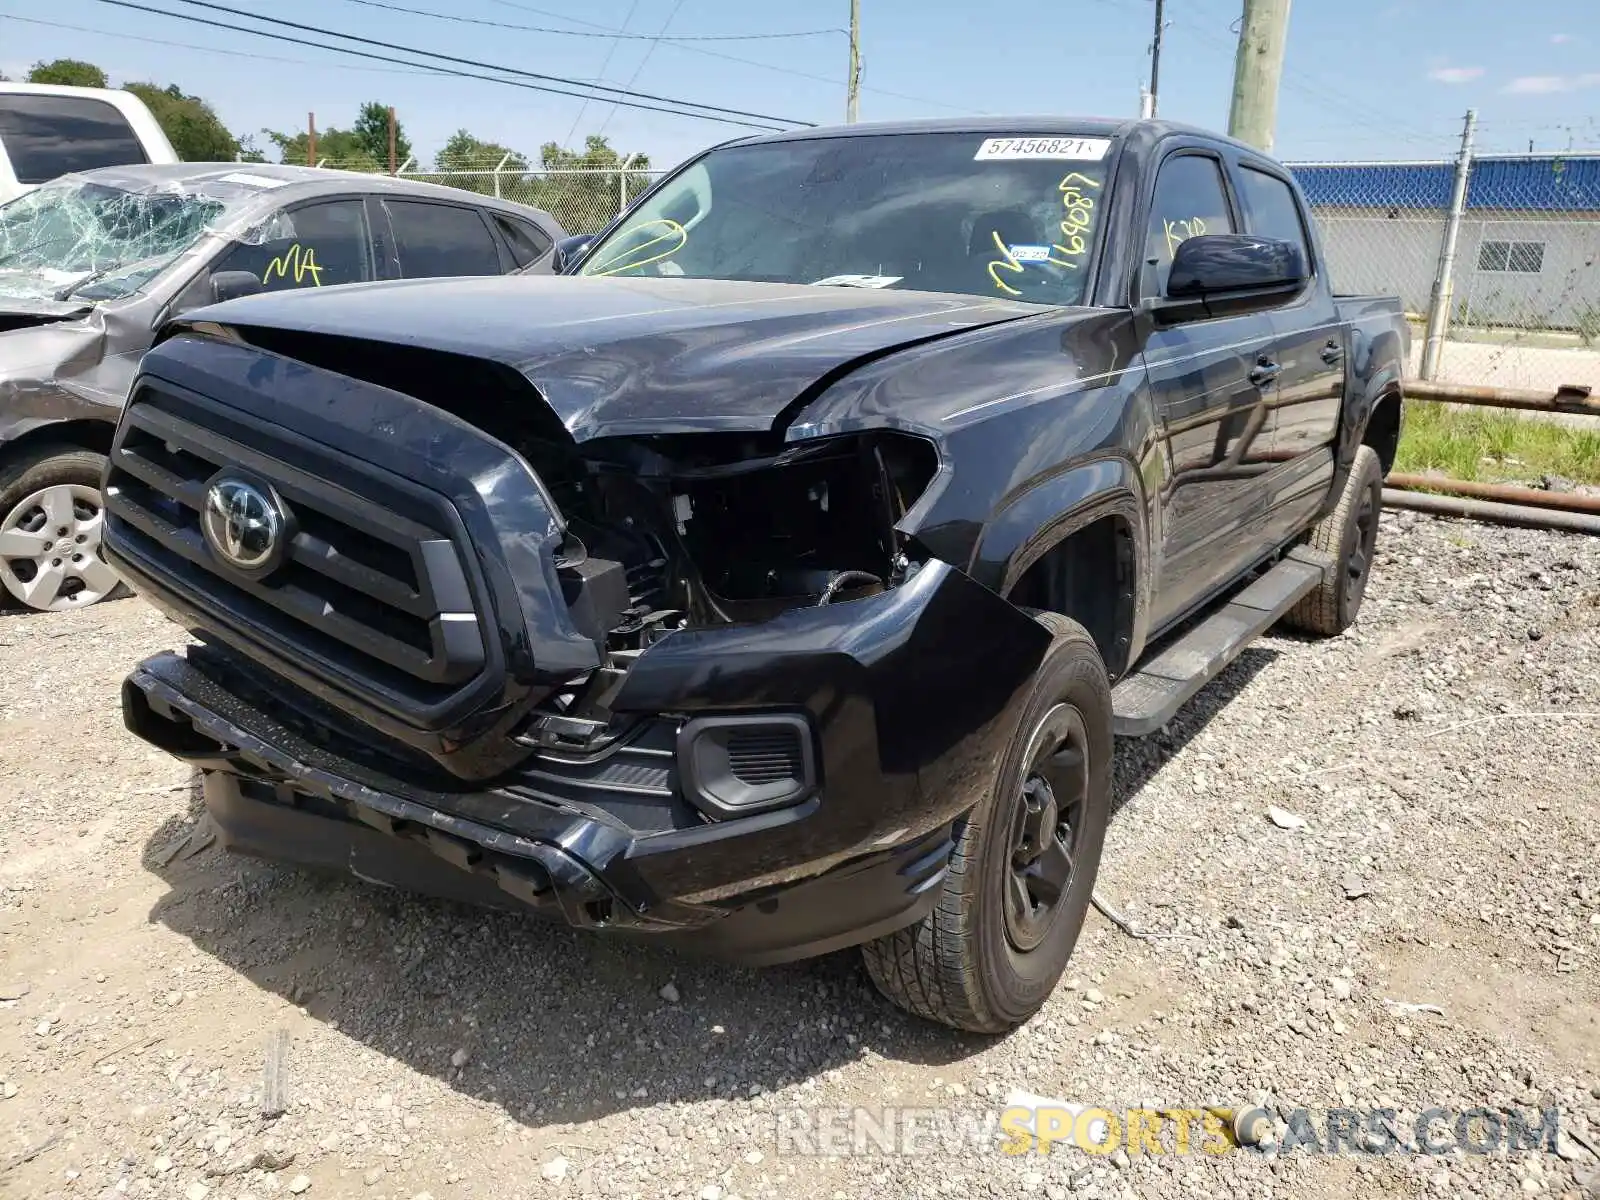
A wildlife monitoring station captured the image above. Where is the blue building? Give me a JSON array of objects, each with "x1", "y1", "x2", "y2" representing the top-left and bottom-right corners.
[{"x1": 1286, "y1": 154, "x2": 1600, "y2": 331}]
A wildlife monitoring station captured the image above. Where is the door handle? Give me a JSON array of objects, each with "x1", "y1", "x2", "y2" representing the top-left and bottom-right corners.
[
  {"x1": 1248, "y1": 359, "x2": 1281, "y2": 388},
  {"x1": 1320, "y1": 340, "x2": 1344, "y2": 365}
]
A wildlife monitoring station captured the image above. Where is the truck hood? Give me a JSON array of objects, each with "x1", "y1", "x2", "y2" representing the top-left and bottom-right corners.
[{"x1": 194, "y1": 275, "x2": 1044, "y2": 441}]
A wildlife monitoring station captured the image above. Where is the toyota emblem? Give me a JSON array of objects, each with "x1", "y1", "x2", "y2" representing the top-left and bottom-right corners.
[{"x1": 202, "y1": 476, "x2": 285, "y2": 573}]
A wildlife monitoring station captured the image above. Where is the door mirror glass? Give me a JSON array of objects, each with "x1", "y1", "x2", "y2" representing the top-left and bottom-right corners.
[
  {"x1": 552, "y1": 234, "x2": 595, "y2": 274},
  {"x1": 209, "y1": 270, "x2": 263, "y2": 304}
]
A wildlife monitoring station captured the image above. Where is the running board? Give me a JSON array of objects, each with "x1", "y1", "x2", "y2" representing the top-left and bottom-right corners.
[{"x1": 1111, "y1": 547, "x2": 1333, "y2": 737}]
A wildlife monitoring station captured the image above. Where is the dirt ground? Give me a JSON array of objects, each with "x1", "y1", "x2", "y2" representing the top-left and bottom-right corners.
[{"x1": 2, "y1": 511, "x2": 1597, "y2": 1200}]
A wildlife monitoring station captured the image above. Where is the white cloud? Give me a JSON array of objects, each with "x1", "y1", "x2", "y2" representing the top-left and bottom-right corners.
[
  {"x1": 1503, "y1": 73, "x2": 1600, "y2": 93},
  {"x1": 1427, "y1": 65, "x2": 1485, "y2": 84},
  {"x1": 1550, "y1": 32, "x2": 1572, "y2": 44}
]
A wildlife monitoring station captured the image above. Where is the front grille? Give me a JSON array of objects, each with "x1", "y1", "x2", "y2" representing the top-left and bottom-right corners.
[
  {"x1": 106, "y1": 385, "x2": 484, "y2": 701},
  {"x1": 727, "y1": 727, "x2": 806, "y2": 786}
]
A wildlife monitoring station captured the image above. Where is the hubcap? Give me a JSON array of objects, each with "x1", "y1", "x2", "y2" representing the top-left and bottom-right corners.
[
  {"x1": 1344, "y1": 482, "x2": 1380, "y2": 608},
  {"x1": 1005, "y1": 702, "x2": 1091, "y2": 953},
  {"x1": 0, "y1": 484, "x2": 117, "y2": 611}
]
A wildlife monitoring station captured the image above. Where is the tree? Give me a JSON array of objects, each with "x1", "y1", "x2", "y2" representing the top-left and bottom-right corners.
[
  {"x1": 28, "y1": 59, "x2": 108, "y2": 88},
  {"x1": 352, "y1": 101, "x2": 412, "y2": 169},
  {"x1": 423, "y1": 129, "x2": 529, "y2": 195},
  {"x1": 263, "y1": 125, "x2": 378, "y2": 169},
  {"x1": 529, "y1": 135, "x2": 652, "y2": 233},
  {"x1": 234, "y1": 135, "x2": 268, "y2": 164},
  {"x1": 122, "y1": 83, "x2": 238, "y2": 161}
]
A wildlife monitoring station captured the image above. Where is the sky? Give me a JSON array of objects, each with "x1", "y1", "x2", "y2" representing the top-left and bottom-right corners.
[{"x1": 2, "y1": 0, "x2": 1597, "y2": 171}]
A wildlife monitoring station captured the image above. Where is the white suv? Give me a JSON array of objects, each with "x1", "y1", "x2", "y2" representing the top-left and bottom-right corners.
[{"x1": 0, "y1": 83, "x2": 178, "y2": 205}]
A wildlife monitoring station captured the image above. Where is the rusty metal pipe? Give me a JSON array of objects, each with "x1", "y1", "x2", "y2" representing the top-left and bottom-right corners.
[
  {"x1": 1403, "y1": 379, "x2": 1600, "y2": 417},
  {"x1": 1382, "y1": 488, "x2": 1600, "y2": 535},
  {"x1": 1386, "y1": 473, "x2": 1600, "y2": 515}
]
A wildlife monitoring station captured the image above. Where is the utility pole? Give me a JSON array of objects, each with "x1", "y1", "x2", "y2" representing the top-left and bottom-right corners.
[
  {"x1": 1147, "y1": 0, "x2": 1166, "y2": 118},
  {"x1": 1227, "y1": 0, "x2": 1292, "y2": 152},
  {"x1": 387, "y1": 106, "x2": 397, "y2": 175},
  {"x1": 846, "y1": 0, "x2": 861, "y2": 123},
  {"x1": 307, "y1": 112, "x2": 317, "y2": 168},
  {"x1": 1421, "y1": 109, "x2": 1477, "y2": 381}
]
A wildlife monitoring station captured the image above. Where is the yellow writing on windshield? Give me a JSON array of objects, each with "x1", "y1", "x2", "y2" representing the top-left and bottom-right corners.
[
  {"x1": 1163, "y1": 216, "x2": 1208, "y2": 260},
  {"x1": 261, "y1": 243, "x2": 324, "y2": 287},
  {"x1": 1045, "y1": 172, "x2": 1100, "y2": 269},
  {"x1": 586, "y1": 219, "x2": 688, "y2": 277},
  {"x1": 987, "y1": 231, "x2": 1025, "y2": 296},
  {"x1": 984, "y1": 171, "x2": 1102, "y2": 296}
]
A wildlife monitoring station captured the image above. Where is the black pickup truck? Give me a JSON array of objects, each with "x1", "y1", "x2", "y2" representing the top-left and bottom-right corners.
[{"x1": 104, "y1": 118, "x2": 1406, "y2": 1034}]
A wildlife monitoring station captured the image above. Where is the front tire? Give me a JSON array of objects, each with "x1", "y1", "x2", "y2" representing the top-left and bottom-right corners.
[
  {"x1": 862, "y1": 612, "x2": 1112, "y2": 1034},
  {"x1": 0, "y1": 448, "x2": 126, "y2": 612},
  {"x1": 1282, "y1": 444, "x2": 1383, "y2": 637}
]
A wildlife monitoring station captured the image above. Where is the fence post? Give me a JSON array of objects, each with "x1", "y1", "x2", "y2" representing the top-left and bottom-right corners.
[
  {"x1": 493, "y1": 152, "x2": 509, "y2": 200},
  {"x1": 1421, "y1": 109, "x2": 1477, "y2": 380},
  {"x1": 618, "y1": 153, "x2": 638, "y2": 221}
]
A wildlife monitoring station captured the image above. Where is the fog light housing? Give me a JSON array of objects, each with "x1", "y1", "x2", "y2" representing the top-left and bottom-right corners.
[{"x1": 679, "y1": 714, "x2": 816, "y2": 819}]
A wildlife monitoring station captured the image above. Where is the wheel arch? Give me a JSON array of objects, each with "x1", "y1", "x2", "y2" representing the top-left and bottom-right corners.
[
  {"x1": 1362, "y1": 385, "x2": 1403, "y2": 476},
  {"x1": 0, "y1": 419, "x2": 117, "y2": 475},
  {"x1": 975, "y1": 459, "x2": 1150, "y2": 680}
]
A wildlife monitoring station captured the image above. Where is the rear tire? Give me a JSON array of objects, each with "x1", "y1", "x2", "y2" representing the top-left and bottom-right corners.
[
  {"x1": 861, "y1": 611, "x2": 1112, "y2": 1034},
  {"x1": 0, "y1": 448, "x2": 126, "y2": 612},
  {"x1": 1282, "y1": 444, "x2": 1383, "y2": 637}
]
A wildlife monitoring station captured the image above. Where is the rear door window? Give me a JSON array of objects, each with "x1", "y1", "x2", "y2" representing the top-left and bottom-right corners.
[
  {"x1": 0, "y1": 95, "x2": 150, "y2": 184},
  {"x1": 385, "y1": 200, "x2": 503, "y2": 278},
  {"x1": 492, "y1": 213, "x2": 553, "y2": 268},
  {"x1": 211, "y1": 200, "x2": 374, "y2": 291},
  {"x1": 1238, "y1": 166, "x2": 1312, "y2": 265}
]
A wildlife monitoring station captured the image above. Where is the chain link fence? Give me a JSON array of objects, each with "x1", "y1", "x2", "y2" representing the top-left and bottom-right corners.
[
  {"x1": 1288, "y1": 152, "x2": 1600, "y2": 394},
  {"x1": 316, "y1": 157, "x2": 666, "y2": 236}
]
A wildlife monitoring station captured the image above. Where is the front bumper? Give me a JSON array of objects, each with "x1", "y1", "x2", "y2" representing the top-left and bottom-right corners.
[{"x1": 124, "y1": 560, "x2": 1051, "y2": 964}]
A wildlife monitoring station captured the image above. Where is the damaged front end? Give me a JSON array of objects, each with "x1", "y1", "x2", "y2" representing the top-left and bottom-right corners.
[{"x1": 107, "y1": 321, "x2": 1050, "y2": 960}]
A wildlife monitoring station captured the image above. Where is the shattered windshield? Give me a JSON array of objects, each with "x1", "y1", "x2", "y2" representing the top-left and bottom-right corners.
[
  {"x1": 0, "y1": 178, "x2": 227, "y2": 303},
  {"x1": 578, "y1": 131, "x2": 1115, "y2": 305}
]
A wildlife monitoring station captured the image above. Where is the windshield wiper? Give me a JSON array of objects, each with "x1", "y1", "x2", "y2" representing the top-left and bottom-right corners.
[{"x1": 52, "y1": 264, "x2": 119, "y2": 302}]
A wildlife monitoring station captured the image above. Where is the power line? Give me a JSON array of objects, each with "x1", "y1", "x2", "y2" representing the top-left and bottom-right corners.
[
  {"x1": 92, "y1": 0, "x2": 815, "y2": 129},
  {"x1": 0, "y1": 13, "x2": 457, "y2": 78},
  {"x1": 1160, "y1": 6, "x2": 1445, "y2": 148},
  {"x1": 485, "y1": 0, "x2": 977, "y2": 113},
  {"x1": 599, "y1": 0, "x2": 687, "y2": 138},
  {"x1": 330, "y1": 0, "x2": 843, "y2": 41},
  {"x1": 563, "y1": 0, "x2": 639, "y2": 147},
  {"x1": 88, "y1": 0, "x2": 801, "y2": 130}
]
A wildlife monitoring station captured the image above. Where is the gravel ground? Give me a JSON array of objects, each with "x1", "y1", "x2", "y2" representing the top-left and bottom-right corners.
[{"x1": 1, "y1": 511, "x2": 1597, "y2": 1200}]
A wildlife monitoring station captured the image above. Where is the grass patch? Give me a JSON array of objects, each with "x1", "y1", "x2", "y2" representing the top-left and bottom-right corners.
[{"x1": 1394, "y1": 403, "x2": 1600, "y2": 485}]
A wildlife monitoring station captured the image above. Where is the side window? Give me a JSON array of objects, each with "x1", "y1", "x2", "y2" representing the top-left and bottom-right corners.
[
  {"x1": 0, "y1": 96, "x2": 149, "y2": 184},
  {"x1": 492, "y1": 213, "x2": 553, "y2": 268},
  {"x1": 386, "y1": 201, "x2": 503, "y2": 278},
  {"x1": 1239, "y1": 166, "x2": 1311, "y2": 264},
  {"x1": 1144, "y1": 154, "x2": 1235, "y2": 295},
  {"x1": 211, "y1": 200, "x2": 373, "y2": 291}
]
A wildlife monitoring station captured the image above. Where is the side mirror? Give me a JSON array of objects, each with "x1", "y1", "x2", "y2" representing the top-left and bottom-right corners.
[
  {"x1": 1163, "y1": 234, "x2": 1306, "y2": 311},
  {"x1": 210, "y1": 270, "x2": 264, "y2": 304},
  {"x1": 552, "y1": 234, "x2": 596, "y2": 274}
]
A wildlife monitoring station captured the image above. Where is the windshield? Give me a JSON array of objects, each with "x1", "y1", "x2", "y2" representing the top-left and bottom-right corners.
[
  {"x1": 0, "y1": 178, "x2": 226, "y2": 303},
  {"x1": 579, "y1": 131, "x2": 1114, "y2": 306}
]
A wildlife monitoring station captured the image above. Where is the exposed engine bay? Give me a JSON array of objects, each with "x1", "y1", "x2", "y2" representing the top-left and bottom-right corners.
[{"x1": 531, "y1": 427, "x2": 937, "y2": 649}]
